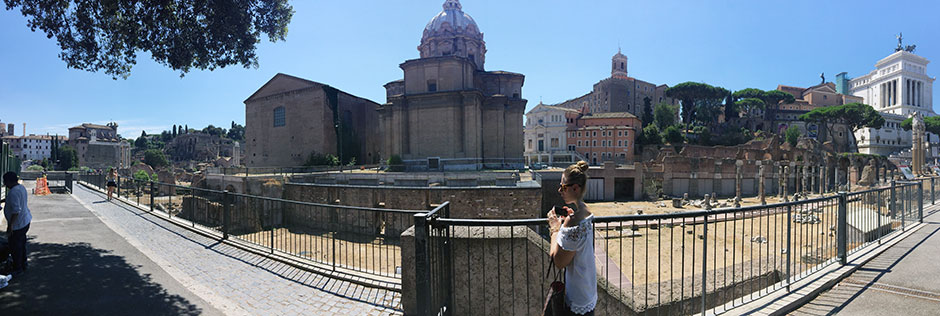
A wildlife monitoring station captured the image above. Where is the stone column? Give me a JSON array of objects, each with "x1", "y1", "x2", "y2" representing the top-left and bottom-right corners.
[
  {"x1": 835, "y1": 166, "x2": 841, "y2": 191},
  {"x1": 758, "y1": 162, "x2": 766, "y2": 205},
  {"x1": 819, "y1": 165, "x2": 825, "y2": 194},
  {"x1": 804, "y1": 163, "x2": 812, "y2": 194},
  {"x1": 704, "y1": 194, "x2": 712, "y2": 210},
  {"x1": 776, "y1": 162, "x2": 784, "y2": 199},
  {"x1": 783, "y1": 165, "x2": 790, "y2": 202},
  {"x1": 735, "y1": 160, "x2": 743, "y2": 207}
]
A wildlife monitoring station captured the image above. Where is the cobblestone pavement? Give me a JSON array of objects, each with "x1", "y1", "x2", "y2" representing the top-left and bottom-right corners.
[{"x1": 72, "y1": 184, "x2": 403, "y2": 315}]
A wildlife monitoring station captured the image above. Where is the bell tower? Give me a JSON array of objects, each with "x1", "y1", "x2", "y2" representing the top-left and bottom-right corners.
[{"x1": 611, "y1": 48, "x2": 628, "y2": 78}]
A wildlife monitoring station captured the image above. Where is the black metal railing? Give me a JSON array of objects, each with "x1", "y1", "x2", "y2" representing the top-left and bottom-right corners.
[
  {"x1": 79, "y1": 173, "x2": 425, "y2": 282},
  {"x1": 414, "y1": 180, "x2": 928, "y2": 316}
]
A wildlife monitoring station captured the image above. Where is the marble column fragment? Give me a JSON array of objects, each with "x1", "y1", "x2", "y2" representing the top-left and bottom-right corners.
[
  {"x1": 783, "y1": 166, "x2": 790, "y2": 202},
  {"x1": 758, "y1": 162, "x2": 766, "y2": 205},
  {"x1": 735, "y1": 160, "x2": 743, "y2": 207}
]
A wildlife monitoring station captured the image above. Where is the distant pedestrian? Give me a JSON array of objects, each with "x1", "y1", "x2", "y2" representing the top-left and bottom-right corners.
[
  {"x1": 546, "y1": 161, "x2": 596, "y2": 315},
  {"x1": 1, "y1": 171, "x2": 32, "y2": 275},
  {"x1": 107, "y1": 168, "x2": 118, "y2": 200}
]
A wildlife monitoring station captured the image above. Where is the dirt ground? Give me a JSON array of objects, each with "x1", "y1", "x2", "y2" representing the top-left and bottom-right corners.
[{"x1": 588, "y1": 194, "x2": 830, "y2": 217}]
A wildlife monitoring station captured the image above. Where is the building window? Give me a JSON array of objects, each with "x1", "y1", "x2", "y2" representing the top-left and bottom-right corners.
[
  {"x1": 551, "y1": 138, "x2": 559, "y2": 148},
  {"x1": 528, "y1": 139, "x2": 532, "y2": 149},
  {"x1": 593, "y1": 131, "x2": 597, "y2": 137},
  {"x1": 618, "y1": 140, "x2": 623, "y2": 147},
  {"x1": 427, "y1": 80, "x2": 437, "y2": 92},
  {"x1": 618, "y1": 131, "x2": 622, "y2": 137},
  {"x1": 273, "y1": 106, "x2": 286, "y2": 127},
  {"x1": 593, "y1": 140, "x2": 597, "y2": 147},
  {"x1": 578, "y1": 132, "x2": 581, "y2": 137},
  {"x1": 578, "y1": 141, "x2": 582, "y2": 147}
]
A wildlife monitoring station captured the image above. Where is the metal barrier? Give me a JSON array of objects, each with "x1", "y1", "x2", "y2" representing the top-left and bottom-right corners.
[
  {"x1": 79, "y1": 173, "x2": 426, "y2": 282},
  {"x1": 414, "y1": 180, "x2": 927, "y2": 316}
]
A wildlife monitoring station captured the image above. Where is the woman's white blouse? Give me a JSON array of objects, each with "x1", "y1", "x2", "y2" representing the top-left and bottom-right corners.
[{"x1": 557, "y1": 214, "x2": 597, "y2": 314}]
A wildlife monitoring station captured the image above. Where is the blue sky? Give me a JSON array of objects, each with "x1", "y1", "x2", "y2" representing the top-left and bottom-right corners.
[{"x1": 1, "y1": 0, "x2": 938, "y2": 139}]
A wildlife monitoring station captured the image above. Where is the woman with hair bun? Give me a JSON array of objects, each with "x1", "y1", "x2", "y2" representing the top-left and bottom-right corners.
[{"x1": 547, "y1": 160, "x2": 596, "y2": 315}]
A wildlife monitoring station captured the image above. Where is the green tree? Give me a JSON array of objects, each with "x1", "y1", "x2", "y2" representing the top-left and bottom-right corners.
[
  {"x1": 387, "y1": 155, "x2": 404, "y2": 172},
  {"x1": 304, "y1": 152, "x2": 339, "y2": 166},
  {"x1": 692, "y1": 126, "x2": 712, "y2": 145},
  {"x1": 785, "y1": 125, "x2": 801, "y2": 147},
  {"x1": 662, "y1": 125, "x2": 685, "y2": 144},
  {"x1": 761, "y1": 89, "x2": 796, "y2": 120},
  {"x1": 665, "y1": 82, "x2": 727, "y2": 133},
  {"x1": 637, "y1": 124, "x2": 662, "y2": 146},
  {"x1": 641, "y1": 96, "x2": 653, "y2": 127},
  {"x1": 900, "y1": 116, "x2": 940, "y2": 135},
  {"x1": 227, "y1": 122, "x2": 245, "y2": 141},
  {"x1": 202, "y1": 125, "x2": 226, "y2": 137},
  {"x1": 135, "y1": 136, "x2": 149, "y2": 149},
  {"x1": 143, "y1": 149, "x2": 169, "y2": 168},
  {"x1": 133, "y1": 170, "x2": 155, "y2": 182},
  {"x1": 3, "y1": 0, "x2": 294, "y2": 79},
  {"x1": 799, "y1": 103, "x2": 885, "y2": 151},
  {"x1": 734, "y1": 98, "x2": 766, "y2": 117},
  {"x1": 57, "y1": 145, "x2": 79, "y2": 171},
  {"x1": 653, "y1": 102, "x2": 678, "y2": 130},
  {"x1": 723, "y1": 91, "x2": 737, "y2": 120}
]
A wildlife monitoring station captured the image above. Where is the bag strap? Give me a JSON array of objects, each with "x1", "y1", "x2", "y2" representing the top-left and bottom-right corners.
[{"x1": 546, "y1": 256, "x2": 563, "y2": 281}]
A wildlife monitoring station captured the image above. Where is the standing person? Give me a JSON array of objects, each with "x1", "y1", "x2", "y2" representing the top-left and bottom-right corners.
[
  {"x1": 547, "y1": 161, "x2": 596, "y2": 315},
  {"x1": 106, "y1": 168, "x2": 118, "y2": 200},
  {"x1": 1, "y1": 172, "x2": 32, "y2": 275}
]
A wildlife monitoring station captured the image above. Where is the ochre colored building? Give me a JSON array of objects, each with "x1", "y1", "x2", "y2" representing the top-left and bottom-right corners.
[{"x1": 566, "y1": 111, "x2": 641, "y2": 166}]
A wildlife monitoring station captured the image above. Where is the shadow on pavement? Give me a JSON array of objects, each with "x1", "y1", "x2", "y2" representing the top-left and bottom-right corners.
[
  {"x1": 796, "y1": 225, "x2": 940, "y2": 315},
  {"x1": 86, "y1": 187, "x2": 401, "y2": 311},
  {"x1": 0, "y1": 241, "x2": 203, "y2": 315}
]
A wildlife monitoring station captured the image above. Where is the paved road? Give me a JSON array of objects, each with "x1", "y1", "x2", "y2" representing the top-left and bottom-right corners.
[
  {"x1": 0, "y1": 183, "x2": 223, "y2": 315},
  {"x1": 793, "y1": 208, "x2": 940, "y2": 316},
  {"x1": 4, "y1": 183, "x2": 402, "y2": 315}
]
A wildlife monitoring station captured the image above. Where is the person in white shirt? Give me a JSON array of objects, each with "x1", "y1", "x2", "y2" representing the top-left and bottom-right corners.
[
  {"x1": 1, "y1": 171, "x2": 32, "y2": 275},
  {"x1": 547, "y1": 161, "x2": 596, "y2": 315}
]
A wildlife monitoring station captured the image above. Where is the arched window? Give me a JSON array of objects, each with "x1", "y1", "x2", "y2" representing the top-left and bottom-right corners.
[{"x1": 273, "y1": 107, "x2": 286, "y2": 127}]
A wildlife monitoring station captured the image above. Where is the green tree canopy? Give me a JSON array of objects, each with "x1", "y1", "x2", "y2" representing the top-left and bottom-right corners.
[
  {"x1": 143, "y1": 149, "x2": 169, "y2": 168},
  {"x1": 799, "y1": 103, "x2": 885, "y2": 151},
  {"x1": 900, "y1": 116, "x2": 940, "y2": 135},
  {"x1": 637, "y1": 124, "x2": 662, "y2": 146},
  {"x1": 662, "y1": 125, "x2": 685, "y2": 144},
  {"x1": 734, "y1": 98, "x2": 766, "y2": 115},
  {"x1": 732, "y1": 88, "x2": 766, "y2": 100},
  {"x1": 665, "y1": 82, "x2": 726, "y2": 128},
  {"x1": 4, "y1": 0, "x2": 294, "y2": 79},
  {"x1": 202, "y1": 125, "x2": 226, "y2": 137},
  {"x1": 763, "y1": 90, "x2": 796, "y2": 108},
  {"x1": 57, "y1": 145, "x2": 79, "y2": 171},
  {"x1": 641, "y1": 97, "x2": 653, "y2": 127},
  {"x1": 785, "y1": 125, "x2": 801, "y2": 147},
  {"x1": 653, "y1": 102, "x2": 678, "y2": 130},
  {"x1": 228, "y1": 122, "x2": 245, "y2": 141}
]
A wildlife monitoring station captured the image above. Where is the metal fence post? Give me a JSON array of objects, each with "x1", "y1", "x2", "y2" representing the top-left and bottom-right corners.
[
  {"x1": 223, "y1": 190, "x2": 231, "y2": 240},
  {"x1": 877, "y1": 190, "x2": 883, "y2": 244},
  {"x1": 837, "y1": 192, "x2": 848, "y2": 265},
  {"x1": 930, "y1": 178, "x2": 937, "y2": 205},
  {"x1": 414, "y1": 213, "x2": 431, "y2": 316},
  {"x1": 786, "y1": 204, "x2": 792, "y2": 292},
  {"x1": 116, "y1": 175, "x2": 121, "y2": 198},
  {"x1": 918, "y1": 182, "x2": 924, "y2": 223},
  {"x1": 890, "y1": 181, "x2": 897, "y2": 220},
  {"x1": 701, "y1": 213, "x2": 708, "y2": 316},
  {"x1": 149, "y1": 181, "x2": 155, "y2": 212}
]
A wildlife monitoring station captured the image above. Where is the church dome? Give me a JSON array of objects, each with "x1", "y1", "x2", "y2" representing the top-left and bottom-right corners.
[
  {"x1": 419, "y1": 0, "x2": 486, "y2": 69},
  {"x1": 422, "y1": 0, "x2": 481, "y2": 39}
]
